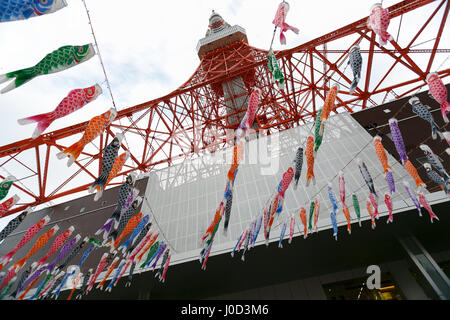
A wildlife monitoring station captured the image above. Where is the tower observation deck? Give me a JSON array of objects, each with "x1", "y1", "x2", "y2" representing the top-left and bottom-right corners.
[{"x1": 197, "y1": 11, "x2": 257, "y2": 148}]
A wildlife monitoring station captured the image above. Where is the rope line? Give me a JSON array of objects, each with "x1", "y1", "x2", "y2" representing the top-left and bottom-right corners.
[
  {"x1": 81, "y1": 0, "x2": 116, "y2": 109},
  {"x1": 81, "y1": 0, "x2": 131, "y2": 155}
]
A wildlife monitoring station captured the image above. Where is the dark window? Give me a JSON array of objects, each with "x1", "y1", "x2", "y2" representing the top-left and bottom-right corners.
[
  {"x1": 408, "y1": 259, "x2": 450, "y2": 299},
  {"x1": 322, "y1": 272, "x2": 404, "y2": 300}
]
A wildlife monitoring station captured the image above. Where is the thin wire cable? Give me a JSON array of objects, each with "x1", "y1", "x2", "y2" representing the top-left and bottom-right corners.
[
  {"x1": 269, "y1": 26, "x2": 278, "y2": 52},
  {"x1": 202, "y1": 86, "x2": 316, "y2": 253},
  {"x1": 240, "y1": 118, "x2": 316, "y2": 242},
  {"x1": 260, "y1": 162, "x2": 432, "y2": 246},
  {"x1": 215, "y1": 85, "x2": 444, "y2": 250},
  {"x1": 204, "y1": 0, "x2": 448, "y2": 254},
  {"x1": 81, "y1": 0, "x2": 116, "y2": 109},
  {"x1": 298, "y1": 93, "x2": 425, "y2": 218},
  {"x1": 246, "y1": 68, "x2": 450, "y2": 239},
  {"x1": 223, "y1": 6, "x2": 450, "y2": 256},
  {"x1": 81, "y1": 0, "x2": 131, "y2": 155},
  {"x1": 0, "y1": 167, "x2": 33, "y2": 198},
  {"x1": 280, "y1": 151, "x2": 438, "y2": 240},
  {"x1": 303, "y1": 85, "x2": 450, "y2": 219},
  {"x1": 436, "y1": 53, "x2": 450, "y2": 71},
  {"x1": 0, "y1": 167, "x2": 55, "y2": 209},
  {"x1": 299, "y1": 138, "x2": 373, "y2": 213},
  {"x1": 410, "y1": 38, "x2": 437, "y2": 49},
  {"x1": 254, "y1": 81, "x2": 432, "y2": 235},
  {"x1": 7, "y1": 203, "x2": 115, "y2": 238},
  {"x1": 336, "y1": 63, "x2": 349, "y2": 84},
  {"x1": 407, "y1": 53, "x2": 450, "y2": 98},
  {"x1": 396, "y1": 13, "x2": 403, "y2": 43},
  {"x1": 241, "y1": 82, "x2": 338, "y2": 242}
]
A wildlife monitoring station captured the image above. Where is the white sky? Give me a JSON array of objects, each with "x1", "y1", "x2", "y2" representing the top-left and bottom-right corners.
[{"x1": 0, "y1": 0, "x2": 448, "y2": 231}]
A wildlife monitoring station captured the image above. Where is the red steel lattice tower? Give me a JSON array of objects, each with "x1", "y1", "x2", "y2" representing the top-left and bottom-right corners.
[{"x1": 0, "y1": 0, "x2": 449, "y2": 216}]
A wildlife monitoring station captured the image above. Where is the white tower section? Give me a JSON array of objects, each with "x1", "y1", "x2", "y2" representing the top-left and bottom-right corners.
[{"x1": 196, "y1": 11, "x2": 253, "y2": 130}]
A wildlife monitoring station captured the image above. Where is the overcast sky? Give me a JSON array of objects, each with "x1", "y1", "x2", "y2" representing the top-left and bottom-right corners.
[{"x1": 0, "y1": 0, "x2": 448, "y2": 231}]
